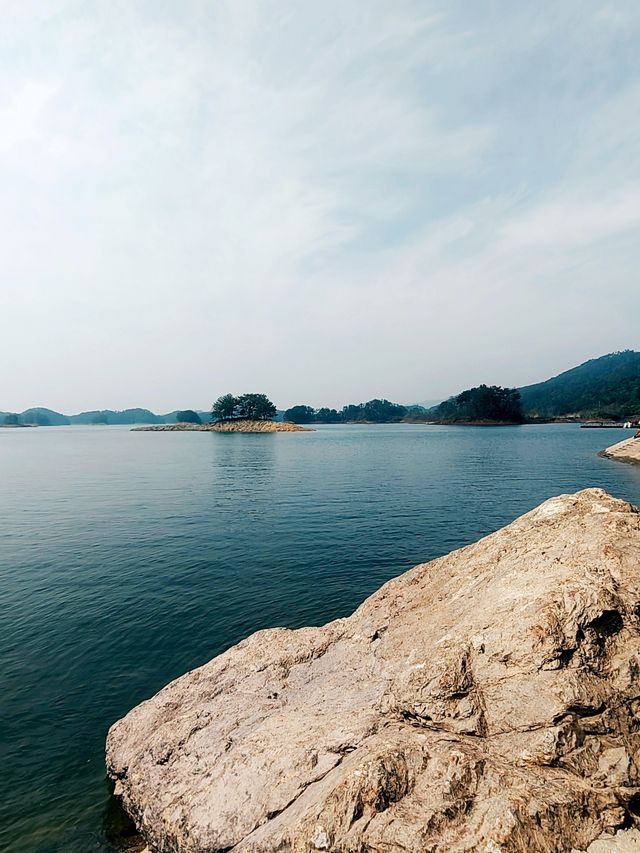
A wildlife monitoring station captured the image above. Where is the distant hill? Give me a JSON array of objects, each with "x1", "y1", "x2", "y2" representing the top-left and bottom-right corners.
[
  {"x1": 22, "y1": 407, "x2": 71, "y2": 426},
  {"x1": 0, "y1": 407, "x2": 71, "y2": 426},
  {"x1": 413, "y1": 398, "x2": 444, "y2": 409},
  {"x1": 69, "y1": 408, "x2": 166, "y2": 425},
  {"x1": 519, "y1": 350, "x2": 640, "y2": 418},
  {"x1": 0, "y1": 407, "x2": 210, "y2": 426}
]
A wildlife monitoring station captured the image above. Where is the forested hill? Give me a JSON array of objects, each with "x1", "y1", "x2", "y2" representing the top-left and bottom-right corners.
[
  {"x1": 519, "y1": 351, "x2": 640, "y2": 418},
  {"x1": 0, "y1": 408, "x2": 198, "y2": 426}
]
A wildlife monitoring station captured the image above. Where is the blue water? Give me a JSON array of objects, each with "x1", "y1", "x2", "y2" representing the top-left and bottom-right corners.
[{"x1": 1, "y1": 424, "x2": 639, "y2": 851}]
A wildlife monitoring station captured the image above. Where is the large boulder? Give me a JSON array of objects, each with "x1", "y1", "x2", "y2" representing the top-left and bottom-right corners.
[{"x1": 107, "y1": 489, "x2": 640, "y2": 852}]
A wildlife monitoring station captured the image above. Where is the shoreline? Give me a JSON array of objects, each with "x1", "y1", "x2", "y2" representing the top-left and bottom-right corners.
[{"x1": 599, "y1": 436, "x2": 640, "y2": 466}]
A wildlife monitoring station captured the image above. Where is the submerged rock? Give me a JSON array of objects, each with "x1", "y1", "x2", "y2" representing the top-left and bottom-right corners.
[{"x1": 106, "y1": 489, "x2": 640, "y2": 852}]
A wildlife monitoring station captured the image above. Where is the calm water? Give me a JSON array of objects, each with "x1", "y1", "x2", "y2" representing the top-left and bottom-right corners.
[{"x1": 1, "y1": 424, "x2": 640, "y2": 851}]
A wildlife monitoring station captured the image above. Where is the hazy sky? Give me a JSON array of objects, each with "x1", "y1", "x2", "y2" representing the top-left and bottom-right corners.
[{"x1": 1, "y1": 1, "x2": 639, "y2": 413}]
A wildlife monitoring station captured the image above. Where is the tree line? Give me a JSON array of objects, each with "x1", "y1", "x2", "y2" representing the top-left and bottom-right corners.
[{"x1": 284, "y1": 399, "x2": 421, "y2": 424}]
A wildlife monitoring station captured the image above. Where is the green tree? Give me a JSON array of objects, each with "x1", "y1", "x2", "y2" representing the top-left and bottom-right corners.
[
  {"x1": 236, "y1": 393, "x2": 277, "y2": 420},
  {"x1": 212, "y1": 394, "x2": 238, "y2": 421},
  {"x1": 176, "y1": 410, "x2": 202, "y2": 424},
  {"x1": 361, "y1": 399, "x2": 408, "y2": 422},
  {"x1": 434, "y1": 385, "x2": 523, "y2": 423},
  {"x1": 284, "y1": 405, "x2": 316, "y2": 424},
  {"x1": 339, "y1": 399, "x2": 408, "y2": 423},
  {"x1": 4, "y1": 413, "x2": 20, "y2": 425},
  {"x1": 341, "y1": 404, "x2": 363, "y2": 422},
  {"x1": 315, "y1": 407, "x2": 341, "y2": 423}
]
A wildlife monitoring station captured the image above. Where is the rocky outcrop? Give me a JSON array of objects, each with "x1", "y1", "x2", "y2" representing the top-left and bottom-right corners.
[
  {"x1": 132, "y1": 420, "x2": 313, "y2": 433},
  {"x1": 107, "y1": 489, "x2": 640, "y2": 852},
  {"x1": 211, "y1": 420, "x2": 313, "y2": 433},
  {"x1": 601, "y1": 438, "x2": 640, "y2": 467}
]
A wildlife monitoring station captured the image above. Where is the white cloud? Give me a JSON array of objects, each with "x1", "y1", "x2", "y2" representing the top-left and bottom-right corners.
[
  {"x1": 0, "y1": 1, "x2": 638, "y2": 410},
  {"x1": 500, "y1": 189, "x2": 640, "y2": 251}
]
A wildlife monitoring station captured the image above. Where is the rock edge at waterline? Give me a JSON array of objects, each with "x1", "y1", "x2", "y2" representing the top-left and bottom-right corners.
[
  {"x1": 107, "y1": 488, "x2": 640, "y2": 853},
  {"x1": 600, "y1": 436, "x2": 640, "y2": 467},
  {"x1": 132, "y1": 420, "x2": 314, "y2": 433}
]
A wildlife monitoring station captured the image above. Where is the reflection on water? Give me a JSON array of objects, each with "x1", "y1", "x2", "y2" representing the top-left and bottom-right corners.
[{"x1": 1, "y1": 424, "x2": 639, "y2": 851}]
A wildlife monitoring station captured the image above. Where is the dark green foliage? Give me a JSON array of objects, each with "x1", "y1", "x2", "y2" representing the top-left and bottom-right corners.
[
  {"x1": 92, "y1": 413, "x2": 109, "y2": 425},
  {"x1": 434, "y1": 385, "x2": 524, "y2": 423},
  {"x1": 4, "y1": 413, "x2": 20, "y2": 425},
  {"x1": 282, "y1": 399, "x2": 408, "y2": 424},
  {"x1": 314, "y1": 407, "x2": 342, "y2": 423},
  {"x1": 176, "y1": 410, "x2": 202, "y2": 424},
  {"x1": 284, "y1": 405, "x2": 316, "y2": 424},
  {"x1": 519, "y1": 351, "x2": 640, "y2": 418},
  {"x1": 211, "y1": 394, "x2": 238, "y2": 421},
  {"x1": 341, "y1": 399, "x2": 408, "y2": 423},
  {"x1": 211, "y1": 393, "x2": 277, "y2": 421},
  {"x1": 237, "y1": 393, "x2": 277, "y2": 420},
  {"x1": 402, "y1": 405, "x2": 429, "y2": 422}
]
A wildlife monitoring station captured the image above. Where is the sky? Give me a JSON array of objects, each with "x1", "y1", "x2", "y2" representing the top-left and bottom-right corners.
[{"x1": 1, "y1": 1, "x2": 639, "y2": 413}]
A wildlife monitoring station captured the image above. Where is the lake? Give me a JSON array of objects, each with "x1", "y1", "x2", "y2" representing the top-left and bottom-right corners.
[{"x1": 1, "y1": 424, "x2": 639, "y2": 851}]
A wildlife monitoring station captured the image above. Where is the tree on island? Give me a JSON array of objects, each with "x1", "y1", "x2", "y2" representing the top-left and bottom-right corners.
[
  {"x1": 212, "y1": 394, "x2": 238, "y2": 421},
  {"x1": 4, "y1": 413, "x2": 20, "y2": 425},
  {"x1": 237, "y1": 393, "x2": 277, "y2": 420},
  {"x1": 211, "y1": 393, "x2": 276, "y2": 421},
  {"x1": 434, "y1": 385, "x2": 524, "y2": 423},
  {"x1": 176, "y1": 410, "x2": 202, "y2": 424}
]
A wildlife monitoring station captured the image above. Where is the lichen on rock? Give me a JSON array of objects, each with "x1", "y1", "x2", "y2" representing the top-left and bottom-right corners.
[{"x1": 106, "y1": 489, "x2": 640, "y2": 852}]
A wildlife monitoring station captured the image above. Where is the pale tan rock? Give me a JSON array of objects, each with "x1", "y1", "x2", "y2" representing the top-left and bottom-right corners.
[
  {"x1": 601, "y1": 437, "x2": 640, "y2": 466},
  {"x1": 574, "y1": 827, "x2": 640, "y2": 851},
  {"x1": 106, "y1": 489, "x2": 640, "y2": 852}
]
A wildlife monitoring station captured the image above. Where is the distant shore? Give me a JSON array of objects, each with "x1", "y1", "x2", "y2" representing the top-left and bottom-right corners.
[
  {"x1": 132, "y1": 419, "x2": 314, "y2": 433},
  {"x1": 0, "y1": 423, "x2": 37, "y2": 428},
  {"x1": 599, "y1": 436, "x2": 640, "y2": 466}
]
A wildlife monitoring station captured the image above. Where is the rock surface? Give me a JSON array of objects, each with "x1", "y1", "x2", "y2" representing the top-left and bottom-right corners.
[
  {"x1": 578, "y1": 827, "x2": 640, "y2": 851},
  {"x1": 107, "y1": 489, "x2": 640, "y2": 853},
  {"x1": 132, "y1": 420, "x2": 313, "y2": 433},
  {"x1": 601, "y1": 438, "x2": 640, "y2": 467}
]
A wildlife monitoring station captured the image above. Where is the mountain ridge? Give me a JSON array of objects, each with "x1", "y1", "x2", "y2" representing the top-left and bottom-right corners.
[
  {"x1": 3, "y1": 351, "x2": 639, "y2": 425},
  {"x1": 518, "y1": 350, "x2": 640, "y2": 418}
]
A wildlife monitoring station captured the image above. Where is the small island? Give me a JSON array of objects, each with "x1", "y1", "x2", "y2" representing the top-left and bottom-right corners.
[
  {"x1": 132, "y1": 393, "x2": 314, "y2": 433},
  {"x1": 133, "y1": 420, "x2": 312, "y2": 433}
]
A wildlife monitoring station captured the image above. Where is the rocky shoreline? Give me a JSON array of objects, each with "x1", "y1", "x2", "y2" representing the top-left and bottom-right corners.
[
  {"x1": 600, "y1": 436, "x2": 640, "y2": 466},
  {"x1": 132, "y1": 420, "x2": 313, "y2": 433},
  {"x1": 107, "y1": 489, "x2": 640, "y2": 852}
]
